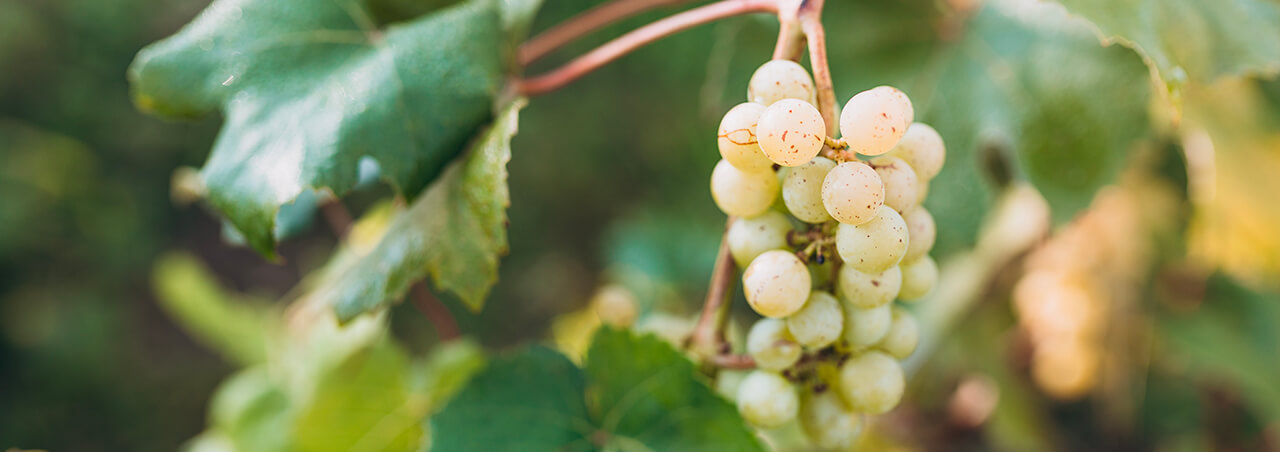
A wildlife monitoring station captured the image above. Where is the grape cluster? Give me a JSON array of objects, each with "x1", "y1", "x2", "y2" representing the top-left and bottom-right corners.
[{"x1": 712, "y1": 60, "x2": 946, "y2": 446}]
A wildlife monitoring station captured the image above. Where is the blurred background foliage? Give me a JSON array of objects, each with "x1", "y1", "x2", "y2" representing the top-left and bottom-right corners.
[{"x1": 3, "y1": 0, "x2": 1280, "y2": 450}]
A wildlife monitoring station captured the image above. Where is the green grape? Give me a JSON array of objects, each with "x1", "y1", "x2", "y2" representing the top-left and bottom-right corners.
[
  {"x1": 737, "y1": 370, "x2": 799, "y2": 428},
  {"x1": 718, "y1": 103, "x2": 775, "y2": 172},
  {"x1": 901, "y1": 206, "x2": 936, "y2": 263},
  {"x1": 782, "y1": 156, "x2": 837, "y2": 223},
  {"x1": 747, "y1": 318, "x2": 803, "y2": 371},
  {"x1": 916, "y1": 177, "x2": 929, "y2": 205},
  {"x1": 886, "y1": 122, "x2": 945, "y2": 180},
  {"x1": 898, "y1": 255, "x2": 938, "y2": 301},
  {"x1": 727, "y1": 212, "x2": 793, "y2": 268},
  {"x1": 786, "y1": 291, "x2": 844, "y2": 348},
  {"x1": 835, "y1": 205, "x2": 909, "y2": 273},
  {"x1": 870, "y1": 156, "x2": 920, "y2": 213},
  {"x1": 837, "y1": 264, "x2": 902, "y2": 309},
  {"x1": 875, "y1": 307, "x2": 919, "y2": 359},
  {"x1": 841, "y1": 302, "x2": 892, "y2": 347},
  {"x1": 838, "y1": 350, "x2": 904, "y2": 414},
  {"x1": 839, "y1": 86, "x2": 914, "y2": 156},
  {"x1": 743, "y1": 250, "x2": 812, "y2": 318},
  {"x1": 592, "y1": 284, "x2": 637, "y2": 327},
  {"x1": 800, "y1": 389, "x2": 866, "y2": 449},
  {"x1": 710, "y1": 159, "x2": 778, "y2": 217},
  {"x1": 747, "y1": 59, "x2": 816, "y2": 106},
  {"x1": 757, "y1": 99, "x2": 826, "y2": 167},
  {"x1": 821, "y1": 161, "x2": 884, "y2": 225}
]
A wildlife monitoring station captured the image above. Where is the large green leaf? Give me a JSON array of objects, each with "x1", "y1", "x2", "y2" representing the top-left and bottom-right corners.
[
  {"x1": 429, "y1": 327, "x2": 764, "y2": 451},
  {"x1": 129, "y1": 0, "x2": 534, "y2": 255}
]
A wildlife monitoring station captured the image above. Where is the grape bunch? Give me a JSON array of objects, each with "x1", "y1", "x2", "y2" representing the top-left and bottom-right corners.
[{"x1": 712, "y1": 60, "x2": 946, "y2": 447}]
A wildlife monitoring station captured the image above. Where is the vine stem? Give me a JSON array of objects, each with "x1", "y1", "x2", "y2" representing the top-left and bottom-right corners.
[
  {"x1": 518, "y1": 0, "x2": 780, "y2": 96},
  {"x1": 411, "y1": 284, "x2": 462, "y2": 342},
  {"x1": 799, "y1": 0, "x2": 839, "y2": 133},
  {"x1": 519, "y1": 0, "x2": 692, "y2": 65},
  {"x1": 690, "y1": 217, "x2": 739, "y2": 360}
]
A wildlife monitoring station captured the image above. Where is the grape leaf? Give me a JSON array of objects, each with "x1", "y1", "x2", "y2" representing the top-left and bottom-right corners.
[
  {"x1": 129, "y1": 0, "x2": 534, "y2": 255},
  {"x1": 429, "y1": 327, "x2": 765, "y2": 451}
]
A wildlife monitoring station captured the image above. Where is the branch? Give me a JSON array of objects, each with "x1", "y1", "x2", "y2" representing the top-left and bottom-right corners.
[
  {"x1": 519, "y1": 0, "x2": 693, "y2": 65},
  {"x1": 320, "y1": 199, "x2": 354, "y2": 238},
  {"x1": 708, "y1": 353, "x2": 757, "y2": 369},
  {"x1": 411, "y1": 283, "x2": 461, "y2": 342},
  {"x1": 690, "y1": 217, "x2": 737, "y2": 357},
  {"x1": 799, "y1": 0, "x2": 838, "y2": 133},
  {"x1": 518, "y1": 0, "x2": 780, "y2": 96}
]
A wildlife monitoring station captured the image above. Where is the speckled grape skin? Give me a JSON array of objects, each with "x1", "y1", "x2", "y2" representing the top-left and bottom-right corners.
[
  {"x1": 757, "y1": 99, "x2": 826, "y2": 167},
  {"x1": 718, "y1": 103, "x2": 774, "y2": 172},
  {"x1": 747, "y1": 318, "x2": 802, "y2": 371},
  {"x1": 902, "y1": 206, "x2": 936, "y2": 263},
  {"x1": 786, "y1": 291, "x2": 844, "y2": 348},
  {"x1": 839, "y1": 86, "x2": 914, "y2": 156},
  {"x1": 783, "y1": 156, "x2": 837, "y2": 223},
  {"x1": 875, "y1": 308, "x2": 919, "y2": 359},
  {"x1": 822, "y1": 161, "x2": 884, "y2": 225},
  {"x1": 837, "y1": 264, "x2": 902, "y2": 309},
  {"x1": 838, "y1": 350, "x2": 904, "y2": 414},
  {"x1": 710, "y1": 159, "x2": 778, "y2": 217},
  {"x1": 743, "y1": 250, "x2": 812, "y2": 318},
  {"x1": 800, "y1": 389, "x2": 865, "y2": 449},
  {"x1": 841, "y1": 301, "x2": 891, "y2": 347},
  {"x1": 899, "y1": 255, "x2": 938, "y2": 301},
  {"x1": 747, "y1": 60, "x2": 816, "y2": 106},
  {"x1": 887, "y1": 122, "x2": 946, "y2": 180},
  {"x1": 737, "y1": 370, "x2": 799, "y2": 428},
  {"x1": 870, "y1": 156, "x2": 920, "y2": 213},
  {"x1": 727, "y1": 212, "x2": 793, "y2": 268},
  {"x1": 835, "y1": 205, "x2": 910, "y2": 273}
]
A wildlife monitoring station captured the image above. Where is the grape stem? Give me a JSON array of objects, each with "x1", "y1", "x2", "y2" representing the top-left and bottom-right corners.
[
  {"x1": 411, "y1": 284, "x2": 462, "y2": 342},
  {"x1": 798, "y1": 0, "x2": 839, "y2": 133},
  {"x1": 518, "y1": 0, "x2": 693, "y2": 65},
  {"x1": 690, "y1": 217, "x2": 739, "y2": 362}
]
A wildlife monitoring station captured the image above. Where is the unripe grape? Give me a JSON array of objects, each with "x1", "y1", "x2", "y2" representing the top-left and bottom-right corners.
[
  {"x1": 737, "y1": 370, "x2": 799, "y2": 428},
  {"x1": 898, "y1": 256, "x2": 938, "y2": 301},
  {"x1": 837, "y1": 264, "x2": 902, "y2": 309},
  {"x1": 747, "y1": 318, "x2": 802, "y2": 371},
  {"x1": 822, "y1": 161, "x2": 884, "y2": 225},
  {"x1": 835, "y1": 206, "x2": 909, "y2": 273},
  {"x1": 839, "y1": 86, "x2": 914, "y2": 156},
  {"x1": 838, "y1": 350, "x2": 905, "y2": 414},
  {"x1": 800, "y1": 389, "x2": 865, "y2": 449},
  {"x1": 869, "y1": 156, "x2": 920, "y2": 212},
  {"x1": 875, "y1": 308, "x2": 919, "y2": 359},
  {"x1": 757, "y1": 99, "x2": 826, "y2": 167},
  {"x1": 786, "y1": 291, "x2": 844, "y2": 348},
  {"x1": 743, "y1": 250, "x2": 812, "y2": 318},
  {"x1": 841, "y1": 302, "x2": 892, "y2": 347},
  {"x1": 901, "y1": 206, "x2": 936, "y2": 263},
  {"x1": 592, "y1": 284, "x2": 637, "y2": 327},
  {"x1": 718, "y1": 103, "x2": 774, "y2": 172},
  {"x1": 782, "y1": 156, "x2": 837, "y2": 223},
  {"x1": 710, "y1": 159, "x2": 778, "y2": 217},
  {"x1": 886, "y1": 122, "x2": 946, "y2": 180},
  {"x1": 747, "y1": 59, "x2": 816, "y2": 106},
  {"x1": 727, "y1": 212, "x2": 793, "y2": 268}
]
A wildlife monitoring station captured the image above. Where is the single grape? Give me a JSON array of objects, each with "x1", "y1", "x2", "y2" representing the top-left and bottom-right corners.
[
  {"x1": 757, "y1": 99, "x2": 826, "y2": 167},
  {"x1": 875, "y1": 307, "x2": 919, "y2": 359},
  {"x1": 901, "y1": 206, "x2": 936, "y2": 263},
  {"x1": 592, "y1": 284, "x2": 637, "y2": 327},
  {"x1": 727, "y1": 212, "x2": 793, "y2": 268},
  {"x1": 737, "y1": 370, "x2": 799, "y2": 428},
  {"x1": 838, "y1": 350, "x2": 905, "y2": 414},
  {"x1": 821, "y1": 161, "x2": 884, "y2": 225},
  {"x1": 841, "y1": 302, "x2": 892, "y2": 347},
  {"x1": 800, "y1": 388, "x2": 865, "y2": 449},
  {"x1": 898, "y1": 256, "x2": 938, "y2": 301},
  {"x1": 916, "y1": 177, "x2": 929, "y2": 204},
  {"x1": 837, "y1": 264, "x2": 902, "y2": 309},
  {"x1": 839, "y1": 86, "x2": 914, "y2": 156},
  {"x1": 886, "y1": 122, "x2": 945, "y2": 180},
  {"x1": 835, "y1": 205, "x2": 909, "y2": 273},
  {"x1": 782, "y1": 156, "x2": 837, "y2": 223},
  {"x1": 747, "y1": 59, "x2": 816, "y2": 106},
  {"x1": 710, "y1": 159, "x2": 778, "y2": 217},
  {"x1": 747, "y1": 318, "x2": 803, "y2": 371},
  {"x1": 743, "y1": 250, "x2": 812, "y2": 318},
  {"x1": 870, "y1": 156, "x2": 920, "y2": 212},
  {"x1": 718, "y1": 103, "x2": 774, "y2": 172},
  {"x1": 786, "y1": 291, "x2": 844, "y2": 348}
]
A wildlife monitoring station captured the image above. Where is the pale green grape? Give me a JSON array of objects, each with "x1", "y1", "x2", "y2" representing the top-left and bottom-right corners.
[
  {"x1": 898, "y1": 256, "x2": 938, "y2": 301},
  {"x1": 786, "y1": 291, "x2": 844, "y2": 348},
  {"x1": 710, "y1": 159, "x2": 778, "y2": 217},
  {"x1": 841, "y1": 302, "x2": 892, "y2": 347},
  {"x1": 743, "y1": 250, "x2": 812, "y2": 318},
  {"x1": 839, "y1": 86, "x2": 914, "y2": 156},
  {"x1": 835, "y1": 205, "x2": 909, "y2": 273},
  {"x1": 837, "y1": 264, "x2": 902, "y2": 309},
  {"x1": 737, "y1": 370, "x2": 799, "y2": 428},
  {"x1": 838, "y1": 350, "x2": 904, "y2": 414},
  {"x1": 821, "y1": 161, "x2": 884, "y2": 225},
  {"x1": 747, "y1": 318, "x2": 802, "y2": 371},
  {"x1": 886, "y1": 122, "x2": 945, "y2": 180},
  {"x1": 782, "y1": 156, "x2": 836, "y2": 223},
  {"x1": 916, "y1": 177, "x2": 929, "y2": 204},
  {"x1": 758, "y1": 99, "x2": 826, "y2": 167},
  {"x1": 902, "y1": 206, "x2": 936, "y2": 263},
  {"x1": 875, "y1": 308, "x2": 919, "y2": 359},
  {"x1": 592, "y1": 284, "x2": 637, "y2": 327},
  {"x1": 718, "y1": 103, "x2": 774, "y2": 172},
  {"x1": 800, "y1": 389, "x2": 865, "y2": 449},
  {"x1": 747, "y1": 59, "x2": 816, "y2": 106},
  {"x1": 870, "y1": 156, "x2": 920, "y2": 213},
  {"x1": 727, "y1": 212, "x2": 793, "y2": 268}
]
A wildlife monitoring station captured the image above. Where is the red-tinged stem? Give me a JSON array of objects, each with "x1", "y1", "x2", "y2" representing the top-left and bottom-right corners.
[
  {"x1": 690, "y1": 217, "x2": 737, "y2": 358},
  {"x1": 709, "y1": 353, "x2": 757, "y2": 369},
  {"x1": 320, "y1": 200, "x2": 354, "y2": 238},
  {"x1": 772, "y1": 19, "x2": 805, "y2": 60},
  {"x1": 519, "y1": 0, "x2": 693, "y2": 65},
  {"x1": 799, "y1": 0, "x2": 838, "y2": 133},
  {"x1": 411, "y1": 284, "x2": 461, "y2": 342},
  {"x1": 518, "y1": 0, "x2": 780, "y2": 96}
]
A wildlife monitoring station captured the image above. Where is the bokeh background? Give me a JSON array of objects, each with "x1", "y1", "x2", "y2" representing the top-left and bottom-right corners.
[{"x1": 3, "y1": 0, "x2": 1280, "y2": 450}]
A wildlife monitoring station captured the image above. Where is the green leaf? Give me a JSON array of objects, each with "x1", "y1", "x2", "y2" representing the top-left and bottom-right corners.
[
  {"x1": 151, "y1": 252, "x2": 273, "y2": 365},
  {"x1": 129, "y1": 0, "x2": 536, "y2": 255},
  {"x1": 429, "y1": 327, "x2": 764, "y2": 451},
  {"x1": 294, "y1": 341, "x2": 423, "y2": 452}
]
